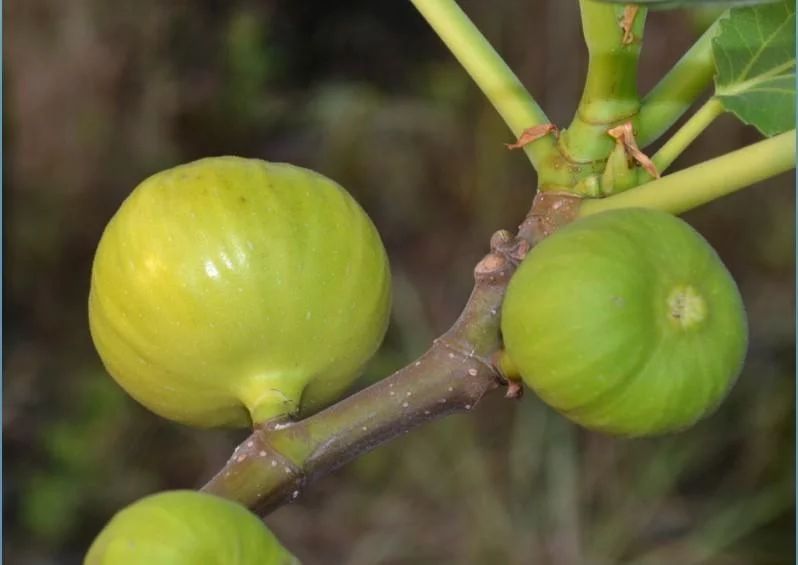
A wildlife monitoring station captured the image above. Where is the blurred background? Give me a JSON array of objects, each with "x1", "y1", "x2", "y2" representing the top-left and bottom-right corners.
[{"x1": 4, "y1": 1, "x2": 794, "y2": 564}]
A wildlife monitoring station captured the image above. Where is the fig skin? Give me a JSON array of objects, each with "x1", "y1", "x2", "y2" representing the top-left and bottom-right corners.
[
  {"x1": 89, "y1": 156, "x2": 391, "y2": 427},
  {"x1": 84, "y1": 490, "x2": 299, "y2": 565},
  {"x1": 501, "y1": 208, "x2": 747, "y2": 436}
]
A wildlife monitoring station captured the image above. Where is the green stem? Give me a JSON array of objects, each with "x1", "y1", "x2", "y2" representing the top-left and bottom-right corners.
[
  {"x1": 637, "y1": 15, "x2": 724, "y2": 148},
  {"x1": 410, "y1": 0, "x2": 555, "y2": 171},
  {"x1": 576, "y1": 1, "x2": 647, "y2": 122},
  {"x1": 579, "y1": 130, "x2": 796, "y2": 217},
  {"x1": 560, "y1": 1, "x2": 647, "y2": 163},
  {"x1": 652, "y1": 97, "x2": 725, "y2": 173}
]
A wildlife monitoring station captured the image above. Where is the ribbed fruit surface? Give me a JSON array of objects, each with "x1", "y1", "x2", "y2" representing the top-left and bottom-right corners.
[
  {"x1": 89, "y1": 156, "x2": 391, "y2": 427},
  {"x1": 501, "y1": 208, "x2": 747, "y2": 436}
]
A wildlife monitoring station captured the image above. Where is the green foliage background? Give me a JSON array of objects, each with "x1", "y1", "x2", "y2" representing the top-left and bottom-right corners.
[{"x1": 4, "y1": 1, "x2": 795, "y2": 563}]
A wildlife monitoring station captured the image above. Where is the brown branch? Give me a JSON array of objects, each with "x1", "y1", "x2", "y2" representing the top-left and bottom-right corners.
[{"x1": 201, "y1": 192, "x2": 582, "y2": 515}]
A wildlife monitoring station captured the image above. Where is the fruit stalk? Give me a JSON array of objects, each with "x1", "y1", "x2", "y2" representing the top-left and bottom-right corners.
[
  {"x1": 202, "y1": 194, "x2": 581, "y2": 514},
  {"x1": 579, "y1": 130, "x2": 796, "y2": 217}
]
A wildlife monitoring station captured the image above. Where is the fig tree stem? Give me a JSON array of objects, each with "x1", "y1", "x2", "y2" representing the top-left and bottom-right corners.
[
  {"x1": 558, "y1": 1, "x2": 647, "y2": 163},
  {"x1": 650, "y1": 97, "x2": 725, "y2": 174},
  {"x1": 578, "y1": 130, "x2": 796, "y2": 217},
  {"x1": 409, "y1": 0, "x2": 555, "y2": 171},
  {"x1": 201, "y1": 193, "x2": 582, "y2": 515},
  {"x1": 202, "y1": 251, "x2": 511, "y2": 514},
  {"x1": 637, "y1": 15, "x2": 723, "y2": 148}
]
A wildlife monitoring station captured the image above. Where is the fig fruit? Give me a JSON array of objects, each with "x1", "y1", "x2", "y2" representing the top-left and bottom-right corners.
[
  {"x1": 501, "y1": 208, "x2": 747, "y2": 436},
  {"x1": 85, "y1": 490, "x2": 299, "y2": 565},
  {"x1": 89, "y1": 156, "x2": 391, "y2": 427}
]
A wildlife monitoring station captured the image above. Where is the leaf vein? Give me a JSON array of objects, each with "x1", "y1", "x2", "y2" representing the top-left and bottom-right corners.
[
  {"x1": 719, "y1": 58, "x2": 796, "y2": 95},
  {"x1": 734, "y1": 13, "x2": 795, "y2": 82}
]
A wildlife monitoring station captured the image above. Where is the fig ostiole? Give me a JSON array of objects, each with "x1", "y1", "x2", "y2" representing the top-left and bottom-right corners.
[
  {"x1": 85, "y1": 490, "x2": 299, "y2": 565},
  {"x1": 500, "y1": 208, "x2": 747, "y2": 437},
  {"x1": 89, "y1": 156, "x2": 392, "y2": 428}
]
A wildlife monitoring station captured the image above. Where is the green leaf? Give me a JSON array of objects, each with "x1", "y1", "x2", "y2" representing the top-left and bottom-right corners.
[
  {"x1": 713, "y1": 1, "x2": 796, "y2": 136},
  {"x1": 597, "y1": 0, "x2": 782, "y2": 10}
]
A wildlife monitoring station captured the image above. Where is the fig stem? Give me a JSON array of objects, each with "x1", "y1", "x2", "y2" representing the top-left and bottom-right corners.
[
  {"x1": 409, "y1": 0, "x2": 556, "y2": 172},
  {"x1": 202, "y1": 258, "x2": 510, "y2": 514},
  {"x1": 650, "y1": 97, "x2": 725, "y2": 175},
  {"x1": 201, "y1": 193, "x2": 578, "y2": 515},
  {"x1": 557, "y1": 1, "x2": 647, "y2": 164},
  {"x1": 578, "y1": 130, "x2": 796, "y2": 217},
  {"x1": 637, "y1": 14, "x2": 723, "y2": 148}
]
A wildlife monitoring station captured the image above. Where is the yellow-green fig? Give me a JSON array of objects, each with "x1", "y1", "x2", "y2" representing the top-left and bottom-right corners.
[
  {"x1": 89, "y1": 157, "x2": 391, "y2": 427},
  {"x1": 501, "y1": 208, "x2": 747, "y2": 436},
  {"x1": 85, "y1": 490, "x2": 299, "y2": 565}
]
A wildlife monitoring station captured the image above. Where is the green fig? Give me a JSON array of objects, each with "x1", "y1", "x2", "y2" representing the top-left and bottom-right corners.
[
  {"x1": 85, "y1": 490, "x2": 299, "y2": 565},
  {"x1": 89, "y1": 156, "x2": 391, "y2": 427},
  {"x1": 501, "y1": 208, "x2": 747, "y2": 436}
]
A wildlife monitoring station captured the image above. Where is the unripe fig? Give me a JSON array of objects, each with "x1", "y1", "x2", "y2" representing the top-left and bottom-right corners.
[
  {"x1": 85, "y1": 490, "x2": 299, "y2": 565},
  {"x1": 89, "y1": 157, "x2": 391, "y2": 427},
  {"x1": 501, "y1": 208, "x2": 747, "y2": 436}
]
